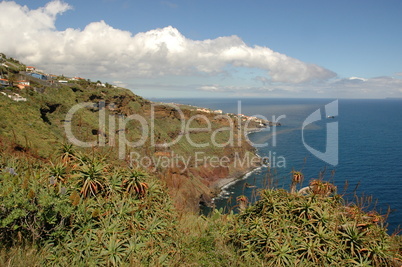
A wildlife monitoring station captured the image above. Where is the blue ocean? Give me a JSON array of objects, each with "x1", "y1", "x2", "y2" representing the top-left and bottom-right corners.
[{"x1": 155, "y1": 98, "x2": 402, "y2": 234}]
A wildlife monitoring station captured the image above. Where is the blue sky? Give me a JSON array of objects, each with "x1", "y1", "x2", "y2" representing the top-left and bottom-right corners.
[{"x1": 1, "y1": 0, "x2": 402, "y2": 98}]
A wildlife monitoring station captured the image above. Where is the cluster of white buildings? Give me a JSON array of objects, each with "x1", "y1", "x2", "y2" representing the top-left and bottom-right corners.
[
  {"x1": 193, "y1": 106, "x2": 268, "y2": 127},
  {"x1": 237, "y1": 114, "x2": 267, "y2": 126},
  {"x1": 196, "y1": 108, "x2": 223, "y2": 114},
  {"x1": 1, "y1": 91, "x2": 27, "y2": 102}
]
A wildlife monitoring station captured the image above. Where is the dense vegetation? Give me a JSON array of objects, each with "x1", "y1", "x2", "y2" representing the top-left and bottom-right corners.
[
  {"x1": 228, "y1": 188, "x2": 401, "y2": 266},
  {"x1": 0, "y1": 147, "x2": 401, "y2": 266},
  {"x1": 1, "y1": 53, "x2": 401, "y2": 265},
  {"x1": 0, "y1": 146, "x2": 195, "y2": 265}
]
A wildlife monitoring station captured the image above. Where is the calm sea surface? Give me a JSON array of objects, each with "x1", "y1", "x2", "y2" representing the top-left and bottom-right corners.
[{"x1": 154, "y1": 98, "x2": 402, "y2": 234}]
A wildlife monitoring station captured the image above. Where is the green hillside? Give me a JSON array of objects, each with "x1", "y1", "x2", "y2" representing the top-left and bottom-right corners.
[{"x1": 1, "y1": 53, "x2": 259, "y2": 212}]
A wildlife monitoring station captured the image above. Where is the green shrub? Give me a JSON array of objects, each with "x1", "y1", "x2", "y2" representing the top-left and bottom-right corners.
[
  {"x1": 0, "y1": 150, "x2": 178, "y2": 265},
  {"x1": 226, "y1": 189, "x2": 401, "y2": 266}
]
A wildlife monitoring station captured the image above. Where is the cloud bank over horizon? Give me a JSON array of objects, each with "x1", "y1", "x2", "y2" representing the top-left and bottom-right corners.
[{"x1": 0, "y1": 0, "x2": 401, "y2": 98}]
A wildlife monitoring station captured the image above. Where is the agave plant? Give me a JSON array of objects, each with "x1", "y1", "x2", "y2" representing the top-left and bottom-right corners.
[{"x1": 123, "y1": 169, "x2": 148, "y2": 198}]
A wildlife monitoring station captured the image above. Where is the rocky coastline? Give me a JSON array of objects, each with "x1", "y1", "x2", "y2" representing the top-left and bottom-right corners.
[{"x1": 202, "y1": 120, "x2": 280, "y2": 207}]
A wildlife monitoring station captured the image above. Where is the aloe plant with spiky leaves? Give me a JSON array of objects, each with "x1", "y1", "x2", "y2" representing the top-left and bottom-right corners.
[
  {"x1": 236, "y1": 195, "x2": 248, "y2": 211},
  {"x1": 290, "y1": 170, "x2": 304, "y2": 194},
  {"x1": 227, "y1": 187, "x2": 402, "y2": 265},
  {"x1": 73, "y1": 158, "x2": 108, "y2": 198},
  {"x1": 105, "y1": 171, "x2": 124, "y2": 196},
  {"x1": 123, "y1": 169, "x2": 148, "y2": 198},
  {"x1": 340, "y1": 224, "x2": 368, "y2": 257},
  {"x1": 310, "y1": 179, "x2": 336, "y2": 196},
  {"x1": 59, "y1": 143, "x2": 76, "y2": 163},
  {"x1": 48, "y1": 161, "x2": 68, "y2": 185}
]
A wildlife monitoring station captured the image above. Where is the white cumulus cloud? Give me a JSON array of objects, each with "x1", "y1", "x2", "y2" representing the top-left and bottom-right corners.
[
  {"x1": 0, "y1": 0, "x2": 336, "y2": 84},
  {"x1": 348, "y1": 77, "x2": 367, "y2": 82}
]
